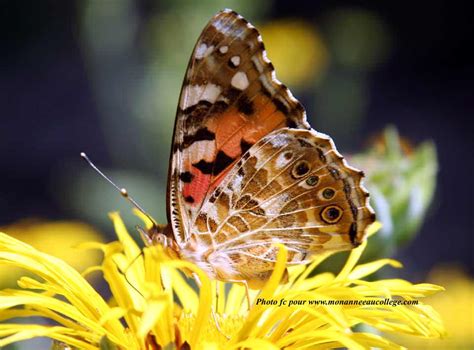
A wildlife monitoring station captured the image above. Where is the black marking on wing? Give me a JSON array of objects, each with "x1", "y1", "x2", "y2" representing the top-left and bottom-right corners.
[
  {"x1": 182, "y1": 100, "x2": 212, "y2": 114},
  {"x1": 226, "y1": 87, "x2": 242, "y2": 101},
  {"x1": 343, "y1": 181, "x2": 351, "y2": 197},
  {"x1": 297, "y1": 138, "x2": 313, "y2": 148},
  {"x1": 349, "y1": 201, "x2": 358, "y2": 218},
  {"x1": 192, "y1": 150, "x2": 235, "y2": 176},
  {"x1": 213, "y1": 150, "x2": 235, "y2": 175},
  {"x1": 182, "y1": 127, "x2": 215, "y2": 149},
  {"x1": 193, "y1": 159, "x2": 213, "y2": 174},
  {"x1": 179, "y1": 171, "x2": 194, "y2": 183},
  {"x1": 327, "y1": 166, "x2": 341, "y2": 180},
  {"x1": 184, "y1": 195, "x2": 195, "y2": 203},
  {"x1": 287, "y1": 119, "x2": 298, "y2": 128},
  {"x1": 209, "y1": 187, "x2": 221, "y2": 203},
  {"x1": 317, "y1": 148, "x2": 327, "y2": 162},
  {"x1": 181, "y1": 101, "x2": 228, "y2": 130},
  {"x1": 273, "y1": 98, "x2": 289, "y2": 115},
  {"x1": 349, "y1": 222, "x2": 358, "y2": 245},
  {"x1": 237, "y1": 96, "x2": 254, "y2": 115},
  {"x1": 240, "y1": 139, "x2": 252, "y2": 154}
]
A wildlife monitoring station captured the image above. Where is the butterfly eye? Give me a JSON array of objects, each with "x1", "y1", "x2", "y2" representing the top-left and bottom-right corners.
[
  {"x1": 322, "y1": 188, "x2": 335, "y2": 199},
  {"x1": 320, "y1": 205, "x2": 343, "y2": 224},
  {"x1": 306, "y1": 175, "x2": 319, "y2": 186},
  {"x1": 291, "y1": 160, "x2": 311, "y2": 178}
]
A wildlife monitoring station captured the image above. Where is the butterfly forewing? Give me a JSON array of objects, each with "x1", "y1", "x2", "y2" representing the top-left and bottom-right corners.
[{"x1": 168, "y1": 10, "x2": 310, "y2": 245}]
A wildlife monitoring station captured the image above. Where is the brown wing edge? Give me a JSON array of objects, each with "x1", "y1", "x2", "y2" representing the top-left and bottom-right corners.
[{"x1": 305, "y1": 128, "x2": 376, "y2": 246}]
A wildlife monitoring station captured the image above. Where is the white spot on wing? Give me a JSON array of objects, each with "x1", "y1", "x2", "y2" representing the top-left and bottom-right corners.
[
  {"x1": 262, "y1": 193, "x2": 289, "y2": 215},
  {"x1": 231, "y1": 71, "x2": 249, "y2": 90},
  {"x1": 186, "y1": 140, "x2": 215, "y2": 163},
  {"x1": 269, "y1": 133, "x2": 289, "y2": 148},
  {"x1": 276, "y1": 152, "x2": 291, "y2": 168},
  {"x1": 195, "y1": 43, "x2": 214, "y2": 59},
  {"x1": 180, "y1": 84, "x2": 222, "y2": 109},
  {"x1": 251, "y1": 56, "x2": 264, "y2": 74},
  {"x1": 219, "y1": 45, "x2": 228, "y2": 54},
  {"x1": 231, "y1": 174, "x2": 243, "y2": 192},
  {"x1": 206, "y1": 204, "x2": 219, "y2": 227},
  {"x1": 195, "y1": 43, "x2": 207, "y2": 58},
  {"x1": 230, "y1": 55, "x2": 240, "y2": 66},
  {"x1": 217, "y1": 95, "x2": 229, "y2": 104}
]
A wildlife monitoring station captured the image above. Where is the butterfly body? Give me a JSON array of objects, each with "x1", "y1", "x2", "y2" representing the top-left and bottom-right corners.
[{"x1": 149, "y1": 9, "x2": 375, "y2": 288}]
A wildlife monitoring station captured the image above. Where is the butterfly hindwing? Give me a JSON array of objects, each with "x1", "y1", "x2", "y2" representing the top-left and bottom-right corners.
[
  {"x1": 191, "y1": 128, "x2": 375, "y2": 286},
  {"x1": 169, "y1": 10, "x2": 310, "y2": 244}
]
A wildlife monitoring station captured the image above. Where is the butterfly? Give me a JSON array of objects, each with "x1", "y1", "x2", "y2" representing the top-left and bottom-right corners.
[{"x1": 143, "y1": 9, "x2": 375, "y2": 289}]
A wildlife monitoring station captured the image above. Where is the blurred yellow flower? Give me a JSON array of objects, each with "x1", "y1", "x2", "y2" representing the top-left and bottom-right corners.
[
  {"x1": 0, "y1": 214, "x2": 445, "y2": 349},
  {"x1": 260, "y1": 19, "x2": 329, "y2": 87},
  {"x1": 0, "y1": 219, "x2": 103, "y2": 286},
  {"x1": 390, "y1": 266, "x2": 474, "y2": 349}
]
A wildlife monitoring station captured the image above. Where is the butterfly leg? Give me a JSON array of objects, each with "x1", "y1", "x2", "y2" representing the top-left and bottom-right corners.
[
  {"x1": 213, "y1": 282, "x2": 231, "y2": 339},
  {"x1": 212, "y1": 282, "x2": 231, "y2": 339},
  {"x1": 242, "y1": 280, "x2": 251, "y2": 311},
  {"x1": 226, "y1": 279, "x2": 251, "y2": 311},
  {"x1": 215, "y1": 281, "x2": 220, "y2": 313},
  {"x1": 211, "y1": 309, "x2": 230, "y2": 340}
]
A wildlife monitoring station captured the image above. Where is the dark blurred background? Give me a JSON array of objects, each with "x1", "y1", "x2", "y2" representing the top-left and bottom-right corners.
[{"x1": 0, "y1": 0, "x2": 472, "y2": 281}]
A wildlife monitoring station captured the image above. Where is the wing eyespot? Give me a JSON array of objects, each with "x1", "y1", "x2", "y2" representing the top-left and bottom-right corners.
[
  {"x1": 320, "y1": 205, "x2": 343, "y2": 224},
  {"x1": 322, "y1": 188, "x2": 336, "y2": 199},
  {"x1": 306, "y1": 175, "x2": 319, "y2": 186},
  {"x1": 291, "y1": 160, "x2": 311, "y2": 179}
]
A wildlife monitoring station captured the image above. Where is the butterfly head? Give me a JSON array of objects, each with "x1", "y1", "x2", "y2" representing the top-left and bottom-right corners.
[{"x1": 142, "y1": 223, "x2": 181, "y2": 260}]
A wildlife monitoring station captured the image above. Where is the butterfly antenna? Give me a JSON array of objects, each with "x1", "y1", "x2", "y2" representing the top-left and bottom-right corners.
[{"x1": 80, "y1": 152, "x2": 157, "y2": 227}]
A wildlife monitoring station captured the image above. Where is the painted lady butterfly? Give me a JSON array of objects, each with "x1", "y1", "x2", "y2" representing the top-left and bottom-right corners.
[{"x1": 144, "y1": 9, "x2": 375, "y2": 289}]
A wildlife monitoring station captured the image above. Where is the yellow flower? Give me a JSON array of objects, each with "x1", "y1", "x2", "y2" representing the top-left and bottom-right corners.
[
  {"x1": 0, "y1": 213, "x2": 445, "y2": 349},
  {"x1": 0, "y1": 219, "x2": 103, "y2": 287},
  {"x1": 260, "y1": 19, "x2": 329, "y2": 87},
  {"x1": 388, "y1": 266, "x2": 474, "y2": 349}
]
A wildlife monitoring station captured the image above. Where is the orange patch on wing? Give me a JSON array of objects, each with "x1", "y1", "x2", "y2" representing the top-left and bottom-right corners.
[
  {"x1": 213, "y1": 111, "x2": 248, "y2": 158},
  {"x1": 250, "y1": 94, "x2": 287, "y2": 138},
  {"x1": 195, "y1": 93, "x2": 289, "y2": 200},
  {"x1": 212, "y1": 93, "x2": 287, "y2": 158},
  {"x1": 183, "y1": 168, "x2": 211, "y2": 206}
]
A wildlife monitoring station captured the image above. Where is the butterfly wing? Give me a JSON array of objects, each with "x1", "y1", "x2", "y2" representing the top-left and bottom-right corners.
[
  {"x1": 168, "y1": 10, "x2": 310, "y2": 245},
  {"x1": 190, "y1": 128, "x2": 375, "y2": 287}
]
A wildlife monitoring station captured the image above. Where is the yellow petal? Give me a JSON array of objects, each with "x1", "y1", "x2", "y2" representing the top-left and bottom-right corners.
[
  {"x1": 348, "y1": 259, "x2": 402, "y2": 280},
  {"x1": 0, "y1": 325, "x2": 98, "y2": 349},
  {"x1": 232, "y1": 337, "x2": 280, "y2": 350}
]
